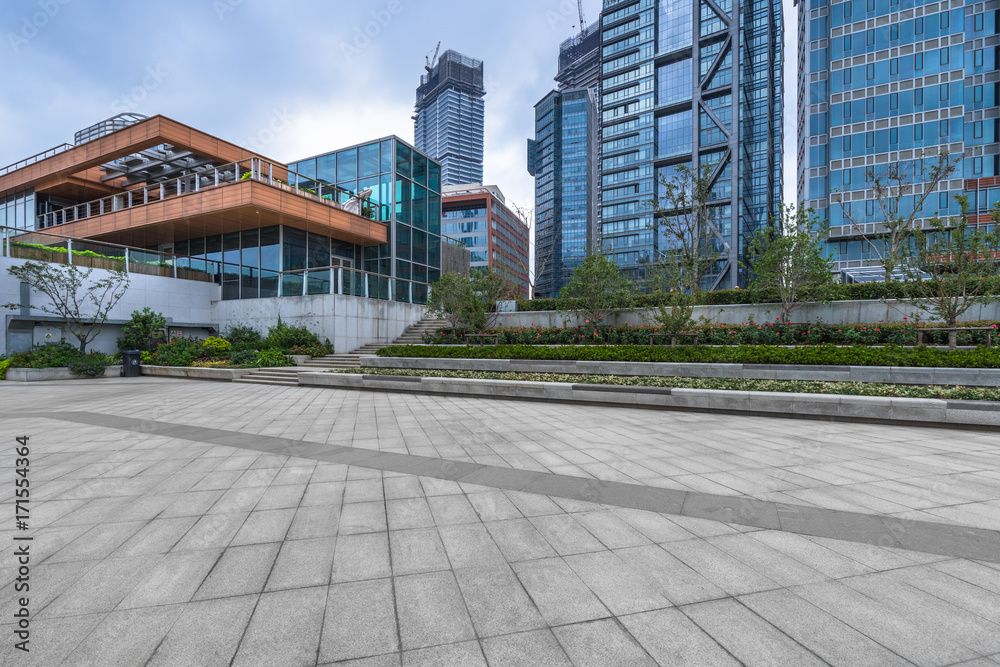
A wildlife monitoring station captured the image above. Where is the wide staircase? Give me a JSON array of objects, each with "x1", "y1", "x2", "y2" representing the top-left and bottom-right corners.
[{"x1": 234, "y1": 316, "x2": 446, "y2": 385}]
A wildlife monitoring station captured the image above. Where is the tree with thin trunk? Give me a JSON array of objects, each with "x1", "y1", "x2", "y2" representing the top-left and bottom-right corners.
[
  {"x1": 3, "y1": 262, "x2": 130, "y2": 352},
  {"x1": 905, "y1": 197, "x2": 1000, "y2": 349},
  {"x1": 834, "y1": 148, "x2": 966, "y2": 282},
  {"x1": 743, "y1": 205, "x2": 836, "y2": 322},
  {"x1": 560, "y1": 253, "x2": 634, "y2": 327}
]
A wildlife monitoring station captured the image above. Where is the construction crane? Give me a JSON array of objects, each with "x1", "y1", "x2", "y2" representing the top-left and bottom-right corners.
[
  {"x1": 424, "y1": 41, "x2": 441, "y2": 73},
  {"x1": 577, "y1": 0, "x2": 586, "y2": 28}
]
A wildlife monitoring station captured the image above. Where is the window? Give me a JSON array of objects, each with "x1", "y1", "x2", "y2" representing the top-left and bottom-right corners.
[
  {"x1": 866, "y1": 200, "x2": 875, "y2": 216},
  {"x1": 915, "y1": 88, "x2": 923, "y2": 105},
  {"x1": 914, "y1": 124, "x2": 923, "y2": 140},
  {"x1": 940, "y1": 119, "x2": 949, "y2": 138},
  {"x1": 973, "y1": 157, "x2": 983, "y2": 174},
  {"x1": 890, "y1": 58, "x2": 898, "y2": 75},
  {"x1": 866, "y1": 98, "x2": 875, "y2": 114},
  {"x1": 940, "y1": 48, "x2": 949, "y2": 66},
  {"x1": 844, "y1": 68, "x2": 852, "y2": 85},
  {"x1": 975, "y1": 14, "x2": 984, "y2": 31},
  {"x1": 866, "y1": 131, "x2": 874, "y2": 148},
  {"x1": 974, "y1": 50, "x2": 984, "y2": 67},
  {"x1": 844, "y1": 101, "x2": 852, "y2": 118},
  {"x1": 890, "y1": 24, "x2": 898, "y2": 40},
  {"x1": 866, "y1": 0, "x2": 874, "y2": 10},
  {"x1": 844, "y1": 35, "x2": 852, "y2": 51},
  {"x1": 890, "y1": 127, "x2": 898, "y2": 144},
  {"x1": 890, "y1": 93, "x2": 898, "y2": 109},
  {"x1": 844, "y1": 1, "x2": 852, "y2": 17},
  {"x1": 915, "y1": 17, "x2": 923, "y2": 34},
  {"x1": 866, "y1": 29, "x2": 874, "y2": 46},
  {"x1": 843, "y1": 135, "x2": 852, "y2": 151},
  {"x1": 940, "y1": 83, "x2": 948, "y2": 101},
  {"x1": 866, "y1": 64, "x2": 874, "y2": 81},
  {"x1": 974, "y1": 85, "x2": 983, "y2": 103},
  {"x1": 915, "y1": 53, "x2": 923, "y2": 71},
  {"x1": 939, "y1": 193, "x2": 948, "y2": 209},
  {"x1": 940, "y1": 11, "x2": 949, "y2": 29},
  {"x1": 974, "y1": 122, "x2": 984, "y2": 139}
]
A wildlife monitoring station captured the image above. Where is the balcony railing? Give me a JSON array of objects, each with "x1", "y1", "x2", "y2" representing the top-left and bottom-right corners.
[
  {"x1": 0, "y1": 143, "x2": 75, "y2": 178},
  {"x1": 36, "y1": 157, "x2": 381, "y2": 230}
]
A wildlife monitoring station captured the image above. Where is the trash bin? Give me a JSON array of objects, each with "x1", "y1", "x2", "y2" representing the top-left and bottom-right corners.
[{"x1": 122, "y1": 350, "x2": 141, "y2": 378}]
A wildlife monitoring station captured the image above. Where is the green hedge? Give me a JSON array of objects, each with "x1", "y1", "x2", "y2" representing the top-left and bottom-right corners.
[
  {"x1": 516, "y1": 279, "x2": 999, "y2": 312},
  {"x1": 376, "y1": 344, "x2": 1000, "y2": 368}
]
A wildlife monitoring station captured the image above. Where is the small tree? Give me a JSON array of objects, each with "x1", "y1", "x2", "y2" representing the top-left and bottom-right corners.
[
  {"x1": 116, "y1": 307, "x2": 166, "y2": 352},
  {"x1": 640, "y1": 263, "x2": 697, "y2": 334},
  {"x1": 559, "y1": 253, "x2": 634, "y2": 326},
  {"x1": 647, "y1": 163, "x2": 721, "y2": 293},
  {"x1": 470, "y1": 268, "x2": 519, "y2": 330},
  {"x1": 426, "y1": 271, "x2": 478, "y2": 329},
  {"x1": 3, "y1": 262, "x2": 130, "y2": 352},
  {"x1": 743, "y1": 205, "x2": 835, "y2": 322},
  {"x1": 835, "y1": 149, "x2": 966, "y2": 282},
  {"x1": 905, "y1": 196, "x2": 1000, "y2": 349}
]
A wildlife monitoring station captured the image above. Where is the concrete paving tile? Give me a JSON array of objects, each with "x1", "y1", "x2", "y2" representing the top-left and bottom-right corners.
[
  {"x1": 160, "y1": 489, "x2": 226, "y2": 518},
  {"x1": 483, "y1": 518, "x2": 558, "y2": 562},
  {"x1": 611, "y1": 508, "x2": 696, "y2": 543},
  {"x1": 438, "y1": 524, "x2": 506, "y2": 568},
  {"x1": 255, "y1": 483, "x2": 307, "y2": 511},
  {"x1": 319, "y1": 652, "x2": 400, "y2": 666},
  {"x1": 389, "y1": 528, "x2": 451, "y2": 576},
  {"x1": 454, "y1": 563, "x2": 546, "y2": 637},
  {"x1": 272, "y1": 465, "x2": 316, "y2": 486},
  {"x1": 232, "y1": 586, "x2": 327, "y2": 666},
  {"x1": 332, "y1": 532, "x2": 392, "y2": 582},
  {"x1": 344, "y1": 478, "x2": 386, "y2": 503},
  {"x1": 171, "y1": 512, "x2": 249, "y2": 551},
  {"x1": 46, "y1": 520, "x2": 147, "y2": 563},
  {"x1": 311, "y1": 464, "x2": 350, "y2": 483},
  {"x1": 552, "y1": 618, "x2": 656, "y2": 667},
  {"x1": 528, "y1": 514, "x2": 606, "y2": 556},
  {"x1": 740, "y1": 589, "x2": 913, "y2": 666},
  {"x1": 386, "y1": 497, "x2": 436, "y2": 531},
  {"x1": 194, "y1": 542, "x2": 280, "y2": 600},
  {"x1": 933, "y1": 559, "x2": 1000, "y2": 595},
  {"x1": 502, "y1": 490, "x2": 563, "y2": 517},
  {"x1": 747, "y1": 531, "x2": 874, "y2": 579},
  {"x1": 231, "y1": 467, "x2": 279, "y2": 488},
  {"x1": 419, "y1": 477, "x2": 464, "y2": 496},
  {"x1": 63, "y1": 604, "x2": 184, "y2": 667},
  {"x1": 230, "y1": 508, "x2": 295, "y2": 546},
  {"x1": 511, "y1": 557, "x2": 610, "y2": 626},
  {"x1": 402, "y1": 641, "x2": 486, "y2": 666},
  {"x1": 118, "y1": 548, "x2": 221, "y2": 608},
  {"x1": 112, "y1": 516, "x2": 199, "y2": 557},
  {"x1": 287, "y1": 504, "x2": 341, "y2": 540},
  {"x1": 266, "y1": 536, "x2": 336, "y2": 591},
  {"x1": 321, "y1": 578, "x2": 399, "y2": 663},
  {"x1": 480, "y1": 629, "x2": 572, "y2": 667},
  {"x1": 207, "y1": 486, "x2": 267, "y2": 514},
  {"x1": 147, "y1": 595, "x2": 257, "y2": 667},
  {"x1": 339, "y1": 501, "x2": 388, "y2": 534},
  {"x1": 427, "y1": 494, "x2": 480, "y2": 525},
  {"x1": 574, "y1": 510, "x2": 653, "y2": 549},
  {"x1": 614, "y1": 544, "x2": 728, "y2": 606},
  {"x1": 708, "y1": 533, "x2": 827, "y2": 587},
  {"x1": 38, "y1": 554, "x2": 161, "y2": 618},
  {"x1": 682, "y1": 598, "x2": 827, "y2": 666},
  {"x1": 663, "y1": 539, "x2": 781, "y2": 596},
  {"x1": 384, "y1": 476, "x2": 425, "y2": 499},
  {"x1": 619, "y1": 608, "x2": 740, "y2": 666},
  {"x1": 565, "y1": 551, "x2": 672, "y2": 615},
  {"x1": 394, "y1": 571, "x2": 476, "y2": 650},
  {"x1": 467, "y1": 491, "x2": 523, "y2": 521},
  {"x1": 302, "y1": 481, "x2": 347, "y2": 506}
]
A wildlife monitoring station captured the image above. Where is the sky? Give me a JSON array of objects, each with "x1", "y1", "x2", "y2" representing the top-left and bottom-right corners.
[{"x1": 1, "y1": 0, "x2": 799, "y2": 216}]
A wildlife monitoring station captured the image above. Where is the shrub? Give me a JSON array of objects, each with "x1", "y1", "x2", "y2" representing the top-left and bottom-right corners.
[
  {"x1": 0, "y1": 358, "x2": 9, "y2": 380},
  {"x1": 377, "y1": 343, "x2": 1000, "y2": 369},
  {"x1": 147, "y1": 337, "x2": 209, "y2": 367},
  {"x1": 288, "y1": 342, "x2": 333, "y2": 357},
  {"x1": 256, "y1": 349, "x2": 292, "y2": 367},
  {"x1": 203, "y1": 336, "x2": 232, "y2": 358},
  {"x1": 261, "y1": 318, "x2": 322, "y2": 352},
  {"x1": 8, "y1": 341, "x2": 82, "y2": 369},
  {"x1": 222, "y1": 323, "x2": 261, "y2": 351},
  {"x1": 67, "y1": 353, "x2": 111, "y2": 378},
  {"x1": 230, "y1": 350, "x2": 259, "y2": 367},
  {"x1": 117, "y1": 307, "x2": 166, "y2": 353},
  {"x1": 140, "y1": 351, "x2": 152, "y2": 364}
]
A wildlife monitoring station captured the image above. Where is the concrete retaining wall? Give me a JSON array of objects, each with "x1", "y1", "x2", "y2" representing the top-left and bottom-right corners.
[
  {"x1": 5, "y1": 365, "x2": 123, "y2": 381},
  {"x1": 363, "y1": 356, "x2": 1000, "y2": 387},
  {"x1": 140, "y1": 365, "x2": 253, "y2": 381},
  {"x1": 498, "y1": 299, "x2": 1000, "y2": 329},
  {"x1": 298, "y1": 371, "x2": 1000, "y2": 431}
]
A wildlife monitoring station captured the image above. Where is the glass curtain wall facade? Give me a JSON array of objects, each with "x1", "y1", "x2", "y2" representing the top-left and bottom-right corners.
[
  {"x1": 528, "y1": 25, "x2": 601, "y2": 299},
  {"x1": 414, "y1": 50, "x2": 486, "y2": 187},
  {"x1": 290, "y1": 137, "x2": 443, "y2": 303},
  {"x1": 599, "y1": 0, "x2": 783, "y2": 288},
  {"x1": 799, "y1": 0, "x2": 1000, "y2": 273}
]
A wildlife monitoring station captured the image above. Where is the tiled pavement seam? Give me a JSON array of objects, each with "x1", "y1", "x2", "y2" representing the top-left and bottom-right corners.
[{"x1": 23, "y1": 410, "x2": 1000, "y2": 564}]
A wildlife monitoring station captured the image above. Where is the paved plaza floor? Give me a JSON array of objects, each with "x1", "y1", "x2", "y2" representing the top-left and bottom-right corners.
[{"x1": 1, "y1": 376, "x2": 999, "y2": 666}]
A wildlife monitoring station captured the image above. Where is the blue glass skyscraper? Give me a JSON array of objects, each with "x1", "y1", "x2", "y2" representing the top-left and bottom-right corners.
[
  {"x1": 598, "y1": 0, "x2": 783, "y2": 288},
  {"x1": 415, "y1": 50, "x2": 486, "y2": 187},
  {"x1": 528, "y1": 25, "x2": 601, "y2": 298},
  {"x1": 798, "y1": 0, "x2": 999, "y2": 278}
]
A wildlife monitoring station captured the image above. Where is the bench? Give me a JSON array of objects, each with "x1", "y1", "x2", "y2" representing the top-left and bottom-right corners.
[
  {"x1": 463, "y1": 333, "x2": 499, "y2": 346},
  {"x1": 649, "y1": 333, "x2": 700, "y2": 347},
  {"x1": 917, "y1": 327, "x2": 993, "y2": 347}
]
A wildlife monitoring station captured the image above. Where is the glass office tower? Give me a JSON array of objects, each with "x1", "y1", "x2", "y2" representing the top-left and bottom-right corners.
[
  {"x1": 414, "y1": 50, "x2": 486, "y2": 187},
  {"x1": 599, "y1": 0, "x2": 783, "y2": 288},
  {"x1": 290, "y1": 137, "x2": 443, "y2": 303},
  {"x1": 528, "y1": 25, "x2": 601, "y2": 298},
  {"x1": 798, "y1": 0, "x2": 999, "y2": 278}
]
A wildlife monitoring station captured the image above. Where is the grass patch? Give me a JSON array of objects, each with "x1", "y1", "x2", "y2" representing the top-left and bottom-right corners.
[{"x1": 332, "y1": 367, "x2": 1000, "y2": 401}]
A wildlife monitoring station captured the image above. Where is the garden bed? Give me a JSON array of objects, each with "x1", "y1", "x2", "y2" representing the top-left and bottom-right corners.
[{"x1": 5, "y1": 366, "x2": 123, "y2": 382}]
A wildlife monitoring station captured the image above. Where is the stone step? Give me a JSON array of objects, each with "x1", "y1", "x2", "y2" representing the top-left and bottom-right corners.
[{"x1": 234, "y1": 378, "x2": 300, "y2": 386}]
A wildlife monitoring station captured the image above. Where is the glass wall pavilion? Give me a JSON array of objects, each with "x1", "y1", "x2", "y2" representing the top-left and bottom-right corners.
[
  {"x1": 797, "y1": 0, "x2": 999, "y2": 278},
  {"x1": 598, "y1": 0, "x2": 784, "y2": 288}
]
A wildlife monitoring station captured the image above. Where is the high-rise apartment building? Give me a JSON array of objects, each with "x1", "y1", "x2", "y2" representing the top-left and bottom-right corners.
[
  {"x1": 414, "y1": 50, "x2": 486, "y2": 187},
  {"x1": 598, "y1": 0, "x2": 783, "y2": 288},
  {"x1": 442, "y1": 184, "x2": 530, "y2": 296},
  {"x1": 798, "y1": 0, "x2": 999, "y2": 279},
  {"x1": 528, "y1": 24, "x2": 601, "y2": 298}
]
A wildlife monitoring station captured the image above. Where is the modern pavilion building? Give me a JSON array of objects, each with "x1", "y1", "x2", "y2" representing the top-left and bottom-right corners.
[{"x1": 597, "y1": 0, "x2": 784, "y2": 288}]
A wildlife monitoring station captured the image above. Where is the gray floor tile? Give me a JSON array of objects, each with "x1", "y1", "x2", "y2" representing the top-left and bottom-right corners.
[
  {"x1": 389, "y1": 528, "x2": 451, "y2": 576},
  {"x1": 38, "y1": 554, "x2": 161, "y2": 618},
  {"x1": 62, "y1": 604, "x2": 184, "y2": 667},
  {"x1": 332, "y1": 532, "x2": 392, "y2": 582},
  {"x1": 386, "y1": 497, "x2": 436, "y2": 531},
  {"x1": 552, "y1": 618, "x2": 657, "y2": 667},
  {"x1": 172, "y1": 512, "x2": 249, "y2": 551},
  {"x1": 619, "y1": 608, "x2": 740, "y2": 666},
  {"x1": 615, "y1": 545, "x2": 727, "y2": 606},
  {"x1": 394, "y1": 571, "x2": 476, "y2": 651},
  {"x1": 511, "y1": 557, "x2": 610, "y2": 626},
  {"x1": 484, "y1": 518, "x2": 558, "y2": 562},
  {"x1": 480, "y1": 629, "x2": 573, "y2": 667},
  {"x1": 230, "y1": 508, "x2": 295, "y2": 546},
  {"x1": 287, "y1": 504, "x2": 341, "y2": 540},
  {"x1": 564, "y1": 551, "x2": 671, "y2": 615},
  {"x1": 453, "y1": 563, "x2": 546, "y2": 637},
  {"x1": 528, "y1": 514, "x2": 606, "y2": 556},
  {"x1": 112, "y1": 516, "x2": 199, "y2": 557},
  {"x1": 340, "y1": 501, "x2": 388, "y2": 535},
  {"x1": 266, "y1": 536, "x2": 336, "y2": 591},
  {"x1": 147, "y1": 595, "x2": 257, "y2": 667},
  {"x1": 321, "y1": 578, "x2": 399, "y2": 663},
  {"x1": 427, "y1": 494, "x2": 480, "y2": 525},
  {"x1": 194, "y1": 542, "x2": 280, "y2": 600},
  {"x1": 402, "y1": 640, "x2": 486, "y2": 666},
  {"x1": 438, "y1": 524, "x2": 506, "y2": 568},
  {"x1": 118, "y1": 548, "x2": 221, "y2": 608},
  {"x1": 232, "y1": 587, "x2": 327, "y2": 666}
]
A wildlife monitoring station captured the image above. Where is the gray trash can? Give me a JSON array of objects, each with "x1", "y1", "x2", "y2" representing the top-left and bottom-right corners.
[{"x1": 122, "y1": 350, "x2": 141, "y2": 377}]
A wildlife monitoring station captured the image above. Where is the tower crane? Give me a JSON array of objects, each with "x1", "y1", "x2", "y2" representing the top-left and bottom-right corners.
[{"x1": 424, "y1": 42, "x2": 441, "y2": 73}]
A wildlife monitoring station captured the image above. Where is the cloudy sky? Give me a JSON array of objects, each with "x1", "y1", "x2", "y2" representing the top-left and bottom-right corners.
[{"x1": 2, "y1": 0, "x2": 797, "y2": 214}]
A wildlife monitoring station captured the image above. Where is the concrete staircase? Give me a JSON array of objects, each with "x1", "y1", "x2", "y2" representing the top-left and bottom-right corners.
[{"x1": 235, "y1": 316, "x2": 447, "y2": 384}]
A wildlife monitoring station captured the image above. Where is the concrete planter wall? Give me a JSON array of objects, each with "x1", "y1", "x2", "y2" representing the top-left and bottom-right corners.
[
  {"x1": 5, "y1": 365, "x2": 123, "y2": 382},
  {"x1": 139, "y1": 365, "x2": 254, "y2": 381}
]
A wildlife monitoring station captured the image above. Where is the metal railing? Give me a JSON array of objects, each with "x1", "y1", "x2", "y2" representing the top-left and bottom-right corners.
[
  {"x1": 270, "y1": 264, "x2": 431, "y2": 304},
  {"x1": 0, "y1": 144, "x2": 75, "y2": 178},
  {"x1": 36, "y1": 157, "x2": 381, "y2": 229},
  {"x1": 0, "y1": 225, "x2": 220, "y2": 283}
]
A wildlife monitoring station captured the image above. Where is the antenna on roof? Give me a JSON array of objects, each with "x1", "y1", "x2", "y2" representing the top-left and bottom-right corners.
[{"x1": 425, "y1": 41, "x2": 441, "y2": 72}]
